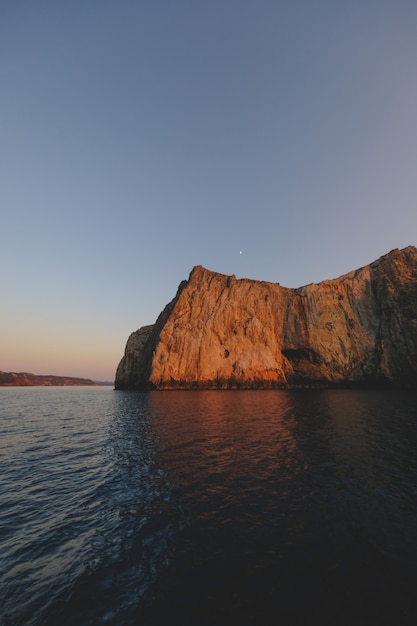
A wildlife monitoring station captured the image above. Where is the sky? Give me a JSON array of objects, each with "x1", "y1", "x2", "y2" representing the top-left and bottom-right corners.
[{"x1": 2, "y1": 0, "x2": 417, "y2": 381}]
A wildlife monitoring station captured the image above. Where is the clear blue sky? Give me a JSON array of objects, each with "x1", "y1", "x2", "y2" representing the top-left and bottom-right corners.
[{"x1": 2, "y1": 0, "x2": 417, "y2": 381}]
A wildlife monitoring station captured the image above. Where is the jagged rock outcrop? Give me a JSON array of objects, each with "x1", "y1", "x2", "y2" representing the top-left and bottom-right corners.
[{"x1": 115, "y1": 246, "x2": 417, "y2": 390}]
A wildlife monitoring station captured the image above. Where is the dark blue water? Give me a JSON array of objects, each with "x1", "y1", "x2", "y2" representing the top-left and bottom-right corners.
[{"x1": 1, "y1": 387, "x2": 417, "y2": 625}]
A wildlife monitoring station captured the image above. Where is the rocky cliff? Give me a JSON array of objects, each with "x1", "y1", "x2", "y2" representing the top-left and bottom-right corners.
[{"x1": 115, "y1": 246, "x2": 417, "y2": 390}]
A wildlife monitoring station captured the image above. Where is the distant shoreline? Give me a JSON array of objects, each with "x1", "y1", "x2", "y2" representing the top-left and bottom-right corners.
[{"x1": 0, "y1": 371, "x2": 109, "y2": 387}]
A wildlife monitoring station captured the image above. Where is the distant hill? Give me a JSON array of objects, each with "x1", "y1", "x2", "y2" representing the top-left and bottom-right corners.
[{"x1": 0, "y1": 371, "x2": 100, "y2": 386}]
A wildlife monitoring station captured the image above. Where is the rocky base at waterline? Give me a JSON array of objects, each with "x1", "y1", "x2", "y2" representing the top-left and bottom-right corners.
[
  {"x1": 0, "y1": 371, "x2": 99, "y2": 386},
  {"x1": 115, "y1": 246, "x2": 417, "y2": 390}
]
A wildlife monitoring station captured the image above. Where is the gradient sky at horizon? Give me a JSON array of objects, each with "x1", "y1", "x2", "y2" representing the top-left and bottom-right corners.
[{"x1": 2, "y1": 0, "x2": 417, "y2": 381}]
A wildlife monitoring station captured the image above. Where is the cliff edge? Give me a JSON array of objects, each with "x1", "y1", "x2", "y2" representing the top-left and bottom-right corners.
[{"x1": 115, "y1": 246, "x2": 417, "y2": 389}]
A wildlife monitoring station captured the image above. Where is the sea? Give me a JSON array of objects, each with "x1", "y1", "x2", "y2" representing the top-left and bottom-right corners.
[{"x1": 1, "y1": 386, "x2": 417, "y2": 626}]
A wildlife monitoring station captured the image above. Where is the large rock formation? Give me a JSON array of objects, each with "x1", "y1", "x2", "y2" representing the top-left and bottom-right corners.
[{"x1": 115, "y1": 246, "x2": 417, "y2": 390}]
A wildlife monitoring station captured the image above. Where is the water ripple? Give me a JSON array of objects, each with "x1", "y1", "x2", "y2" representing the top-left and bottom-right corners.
[{"x1": 1, "y1": 388, "x2": 417, "y2": 625}]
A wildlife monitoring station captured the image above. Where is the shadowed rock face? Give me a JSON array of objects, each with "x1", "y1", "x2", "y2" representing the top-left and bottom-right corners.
[{"x1": 115, "y1": 247, "x2": 417, "y2": 389}]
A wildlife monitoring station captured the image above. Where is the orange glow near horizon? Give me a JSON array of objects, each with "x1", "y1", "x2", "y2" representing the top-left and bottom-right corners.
[{"x1": 1, "y1": 328, "x2": 120, "y2": 381}]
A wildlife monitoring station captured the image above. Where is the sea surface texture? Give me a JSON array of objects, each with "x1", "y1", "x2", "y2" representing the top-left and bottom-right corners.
[{"x1": 1, "y1": 387, "x2": 417, "y2": 625}]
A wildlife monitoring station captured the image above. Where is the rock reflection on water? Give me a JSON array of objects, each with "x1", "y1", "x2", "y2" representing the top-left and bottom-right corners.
[
  {"x1": 150, "y1": 389, "x2": 301, "y2": 477},
  {"x1": 138, "y1": 390, "x2": 303, "y2": 626},
  {"x1": 138, "y1": 390, "x2": 417, "y2": 626}
]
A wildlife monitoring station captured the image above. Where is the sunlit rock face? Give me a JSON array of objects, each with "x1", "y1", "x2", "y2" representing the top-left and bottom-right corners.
[{"x1": 115, "y1": 247, "x2": 417, "y2": 389}]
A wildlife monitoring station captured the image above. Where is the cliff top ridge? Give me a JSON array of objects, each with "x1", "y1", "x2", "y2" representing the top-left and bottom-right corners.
[{"x1": 188, "y1": 245, "x2": 417, "y2": 290}]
